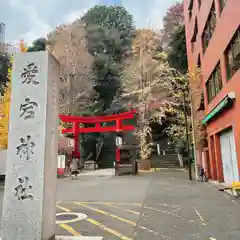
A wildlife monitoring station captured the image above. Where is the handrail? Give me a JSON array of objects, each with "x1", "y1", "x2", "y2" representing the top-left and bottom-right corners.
[{"x1": 96, "y1": 141, "x2": 104, "y2": 162}]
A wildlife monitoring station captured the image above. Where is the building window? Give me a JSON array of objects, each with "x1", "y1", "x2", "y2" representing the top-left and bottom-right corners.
[
  {"x1": 197, "y1": 55, "x2": 205, "y2": 111},
  {"x1": 188, "y1": 0, "x2": 194, "y2": 20},
  {"x1": 191, "y1": 18, "x2": 198, "y2": 52},
  {"x1": 206, "y1": 62, "x2": 222, "y2": 102},
  {"x1": 225, "y1": 28, "x2": 240, "y2": 80},
  {"x1": 198, "y1": 0, "x2": 202, "y2": 9},
  {"x1": 202, "y1": 3, "x2": 216, "y2": 53},
  {"x1": 197, "y1": 54, "x2": 201, "y2": 68},
  {"x1": 219, "y1": 0, "x2": 228, "y2": 13}
]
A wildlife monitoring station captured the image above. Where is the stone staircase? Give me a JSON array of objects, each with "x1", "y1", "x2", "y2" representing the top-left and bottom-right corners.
[
  {"x1": 150, "y1": 153, "x2": 181, "y2": 168},
  {"x1": 97, "y1": 133, "x2": 116, "y2": 169}
]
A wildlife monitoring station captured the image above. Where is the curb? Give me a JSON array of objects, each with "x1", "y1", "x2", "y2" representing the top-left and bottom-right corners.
[
  {"x1": 208, "y1": 180, "x2": 239, "y2": 198},
  {"x1": 139, "y1": 168, "x2": 187, "y2": 173}
]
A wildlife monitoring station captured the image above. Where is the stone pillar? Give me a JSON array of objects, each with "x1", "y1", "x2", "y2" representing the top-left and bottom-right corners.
[{"x1": 1, "y1": 51, "x2": 59, "y2": 240}]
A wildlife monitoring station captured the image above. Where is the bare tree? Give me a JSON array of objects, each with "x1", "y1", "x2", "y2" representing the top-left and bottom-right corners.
[
  {"x1": 121, "y1": 29, "x2": 172, "y2": 160},
  {"x1": 188, "y1": 68, "x2": 207, "y2": 148},
  {"x1": 161, "y1": 1, "x2": 184, "y2": 49},
  {"x1": 47, "y1": 21, "x2": 96, "y2": 115},
  {"x1": 120, "y1": 28, "x2": 193, "y2": 162}
]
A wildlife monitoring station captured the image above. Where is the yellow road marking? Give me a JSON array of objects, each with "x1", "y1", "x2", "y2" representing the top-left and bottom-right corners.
[
  {"x1": 86, "y1": 218, "x2": 132, "y2": 240},
  {"x1": 75, "y1": 202, "x2": 136, "y2": 226},
  {"x1": 56, "y1": 204, "x2": 71, "y2": 212},
  {"x1": 105, "y1": 204, "x2": 140, "y2": 215},
  {"x1": 133, "y1": 203, "x2": 141, "y2": 207},
  {"x1": 56, "y1": 205, "x2": 82, "y2": 236},
  {"x1": 59, "y1": 223, "x2": 82, "y2": 236},
  {"x1": 57, "y1": 203, "x2": 130, "y2": 239},
  {"x1": 139, "y1": 169, "x2": 155, "y2": 172},
  {"x1": 139, "y1": 168, "x2": 161, "y2": 172},
  {"x1": 75, "y1": 202, "x2": 159, "y2": 236},
  {"x1": 74, "y1": 202, "x2": 141, "y2": 205}
]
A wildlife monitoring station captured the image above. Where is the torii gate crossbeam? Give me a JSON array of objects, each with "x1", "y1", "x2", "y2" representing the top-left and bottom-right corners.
[{"x1": 59, "y1": 110, "x2": 136, "y2": 161}]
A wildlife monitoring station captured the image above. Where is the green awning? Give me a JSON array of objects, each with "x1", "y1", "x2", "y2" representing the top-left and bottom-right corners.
[{"x1": 202, "y1": 94, "x2": 235, "y2": 124}]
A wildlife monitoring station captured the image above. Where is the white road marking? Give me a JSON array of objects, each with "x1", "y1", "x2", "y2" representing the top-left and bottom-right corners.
[
  {"x1": 139, "y1": 205, "x2": 184, "y2": 219},
  {"x1": 193, "y1": 207, "x2": 206, "y2": 226},
  {"x1": 55, "y1": 237, "x2": 103, "y2": 240},
  {"x1": 56, "y1": 212, "x2": 87, "y2": 224},
  {"x1": 134, "y1": 203, "x2": 182, "y2": 210}
]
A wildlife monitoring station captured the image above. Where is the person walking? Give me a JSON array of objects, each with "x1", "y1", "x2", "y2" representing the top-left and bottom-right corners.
[
  {"x1": 66, "y1": 158, "x2": 71, "y2": 175},
  {"x1": 71, "y1": 155, "x2": 79, "y2": 179}
]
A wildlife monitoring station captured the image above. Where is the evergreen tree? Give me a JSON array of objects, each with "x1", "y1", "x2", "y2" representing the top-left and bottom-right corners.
[
  {"x1": 27, "y1": 38, "x2": 47, "y2": 52},
  {"x1": 168, "y1": 25, "x2": 188, "y2": 74},
  {"x1": 161, "y1": 1, "x2": 184, "y2": 49},
  {"x1": 0, "y1": 53, "x2": 11, "y2": 96},
  {"x1": 80, "y1": 5, "x2": 135, "y2": 163},
  {"x1": 82, "y1": 5, "x2": 135, "y2": 113}
]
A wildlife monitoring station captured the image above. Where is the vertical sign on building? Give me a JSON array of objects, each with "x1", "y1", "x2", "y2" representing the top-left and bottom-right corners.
[
  {"x1": 1, "y1": 51, "x2": 60, "y2": 240},
  {"x1": 0, "y1": 22, "x2": 5, "y2": 52},
  {"x1": 0, "y1": 22, "x2": 5, "y2": 43}
]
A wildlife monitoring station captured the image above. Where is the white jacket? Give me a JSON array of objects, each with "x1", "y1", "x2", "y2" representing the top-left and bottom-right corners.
[{"x1": 71, "y1": 158, "x2": 79, "y2": 171}]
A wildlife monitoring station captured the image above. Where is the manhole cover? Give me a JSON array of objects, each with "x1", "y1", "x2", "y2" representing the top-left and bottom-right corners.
[
  {"x1": 56, "y1": 212, "x2": 87, "y2": 224},
  {"x1": 56, "y1": 214, "x2": 78, "y2": 221}
]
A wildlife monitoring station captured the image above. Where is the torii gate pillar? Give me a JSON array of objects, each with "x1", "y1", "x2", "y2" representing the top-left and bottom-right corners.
[
  {"x1": 59, "y1": 110, "x2": 136, "y2": 161},
  {"x1": 73, "y1": 122, "x2": 80, "y2": 158}
]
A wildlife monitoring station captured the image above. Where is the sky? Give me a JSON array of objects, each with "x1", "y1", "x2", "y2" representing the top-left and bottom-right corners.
[{"x1": 0, "y1": 0, "x2": 180, "y2": 45}]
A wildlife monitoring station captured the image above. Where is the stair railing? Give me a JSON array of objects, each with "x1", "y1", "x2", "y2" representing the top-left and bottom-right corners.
[{"x1": 96, "y1": 140, "x2": 104, "y2": 162}]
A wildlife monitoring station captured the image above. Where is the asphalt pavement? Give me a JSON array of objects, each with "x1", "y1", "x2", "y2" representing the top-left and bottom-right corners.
[{"x1": 1, "y1": 169, "x2": 240, "y2": 239}]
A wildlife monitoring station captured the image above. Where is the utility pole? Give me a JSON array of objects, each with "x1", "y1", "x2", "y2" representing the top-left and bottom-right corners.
[
  {"x1": 183, "y1": 90, "x2": 192, "y2": 180},
  {"x1": 190, "y1": 91, "x2": 198, "y2": 180},
  {"x1": 71, "y1": 65, "x2": 76, "y2": 115},
  {"x1": 67, "y1": 31, "x2": 74, "y2": 116},
  {"x1": 188, "y1": 68, "x2": 202, "y2": 181},
  {"x1": 67, "y1": 74, "x2": 72, "y2": 115}
]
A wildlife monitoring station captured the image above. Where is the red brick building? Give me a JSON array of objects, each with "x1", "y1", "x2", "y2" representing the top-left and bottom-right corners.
[{"x1": 184, "y1": 0, "x2": 240, "y2": 183}]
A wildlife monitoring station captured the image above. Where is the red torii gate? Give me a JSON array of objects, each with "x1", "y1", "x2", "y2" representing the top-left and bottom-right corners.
[{"x1": 59, "y1": 110, "x2": 136, "y2": 162}]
